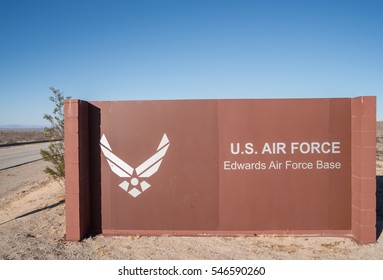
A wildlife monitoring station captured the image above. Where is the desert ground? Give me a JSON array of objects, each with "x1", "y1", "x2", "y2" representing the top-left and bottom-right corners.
[
  {"x1": 0, "y1": 125, "x2": 382, "y2": 260},
  {"x1": 0, "y1": 128, "x2": 47, "y2": 145}
]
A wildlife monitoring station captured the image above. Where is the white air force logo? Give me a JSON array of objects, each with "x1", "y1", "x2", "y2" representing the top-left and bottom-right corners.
[{"x1": 100, "y1": 134, "x2": 170, "y2": 198}]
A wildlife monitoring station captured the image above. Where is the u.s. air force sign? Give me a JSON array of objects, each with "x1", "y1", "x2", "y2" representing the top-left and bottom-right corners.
[
  {"x1": 65, "y1": 96, "x2": 377, "y2": 243},
  {"x1": 92, "y1": 98, "x2": 352, "y2": 233}
]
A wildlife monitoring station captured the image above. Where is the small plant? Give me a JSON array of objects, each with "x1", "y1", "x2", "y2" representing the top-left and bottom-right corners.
[{"x1": 40, "y1": 87, "x2": 71, "y2": 184}]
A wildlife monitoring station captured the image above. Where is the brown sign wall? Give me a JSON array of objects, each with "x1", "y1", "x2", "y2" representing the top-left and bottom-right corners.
[{"x1": 64, "y1": 97, "x2": 376, "y2": 243}]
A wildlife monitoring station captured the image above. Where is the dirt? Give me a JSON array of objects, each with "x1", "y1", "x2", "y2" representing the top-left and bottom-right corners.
[
  {"x1": 0, "y1": 129, "x2": 48, "y2": 145},
  {"x1": 0, "y1": 160, "x2": 50, "y2": 197}
]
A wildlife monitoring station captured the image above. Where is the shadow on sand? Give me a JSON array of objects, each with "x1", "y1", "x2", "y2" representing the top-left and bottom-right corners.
[
  {"x1": 377, "y1": 176, "x2": 383, "y2": 240},
  {"x1": 0, "y1": 199, "x2": 65, "y2": 226}
]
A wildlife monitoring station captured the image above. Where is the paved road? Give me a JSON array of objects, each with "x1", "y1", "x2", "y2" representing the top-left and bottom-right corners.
[{"x1": 0, "y1": 142, "x2": 51, "y2": 170}]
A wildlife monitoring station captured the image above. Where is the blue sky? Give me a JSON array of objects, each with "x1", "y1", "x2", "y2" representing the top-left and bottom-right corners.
[{"x1": 0, "y1": 0, "x2": 382, "y2": 126}]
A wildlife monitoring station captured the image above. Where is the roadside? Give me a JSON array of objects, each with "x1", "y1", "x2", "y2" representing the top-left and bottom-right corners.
[
  {"x1": 0, "y1": 128, "x2": 47, "y2": 146},
  {"x1": 0, "y1": 160, "x2": 50, "y2": 197},
  {"x1": 0, "y1": 142, "x2": 51, "y2": 170}
]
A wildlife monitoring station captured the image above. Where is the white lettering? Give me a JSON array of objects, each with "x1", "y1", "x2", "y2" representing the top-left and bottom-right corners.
[
  {"x1": 290, "y1": 142, "x2": 341, "y2": 154},
  {"x1": 244, "y1": 143, "x2": 254, "y2": 155},
  {"x1": 285, "y1": 160, "x2": 313, "y2": 170},
  {"x1": 262, "y1": 142, "x2": 286, "y2": 154},
  {"x1": 316, "y1": 160, "x2": 341, "y2": 169},
  {"x1": 262, "y1": 143, "x2": 272, "y2": 154},
  {"x1": 223, "y1": 161, "x2": 266, "y2": 170},
  {"x1": 230, "y1": 143, "x2": 240, "y2": 155},
  {"x1": 269, "y1": 161, "x2": 283, "y2": 170}
]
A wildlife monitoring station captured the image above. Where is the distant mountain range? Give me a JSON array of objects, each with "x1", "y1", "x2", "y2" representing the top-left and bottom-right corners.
[{"x1": 0, "y1": 124, "x2": 45, "y2": 130}]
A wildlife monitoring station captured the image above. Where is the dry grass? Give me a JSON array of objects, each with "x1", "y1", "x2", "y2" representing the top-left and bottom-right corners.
[{"x1": 0, "y1": 129, "x2": 48, "y2": 145}]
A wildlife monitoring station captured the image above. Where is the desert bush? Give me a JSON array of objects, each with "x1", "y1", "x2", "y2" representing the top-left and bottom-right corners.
[{"x1": 40, "y1": 87, "x2": 70, "y2": 183}]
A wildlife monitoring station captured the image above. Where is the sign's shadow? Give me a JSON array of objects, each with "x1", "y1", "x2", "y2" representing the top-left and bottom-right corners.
[{"x1": 377, "y1": 176, "x2": 383, "y2": 240}]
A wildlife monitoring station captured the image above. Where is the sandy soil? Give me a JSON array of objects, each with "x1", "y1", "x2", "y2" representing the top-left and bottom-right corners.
[
  {"x1": 0, "y1": 162, "x2": 382, "y2": 260},
  {"x1": 0, "y1": 160, "x2": 50, "y2": 197},
  {"x1": 0, "y1": 129, "x2": 47, "y2": 145}
]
